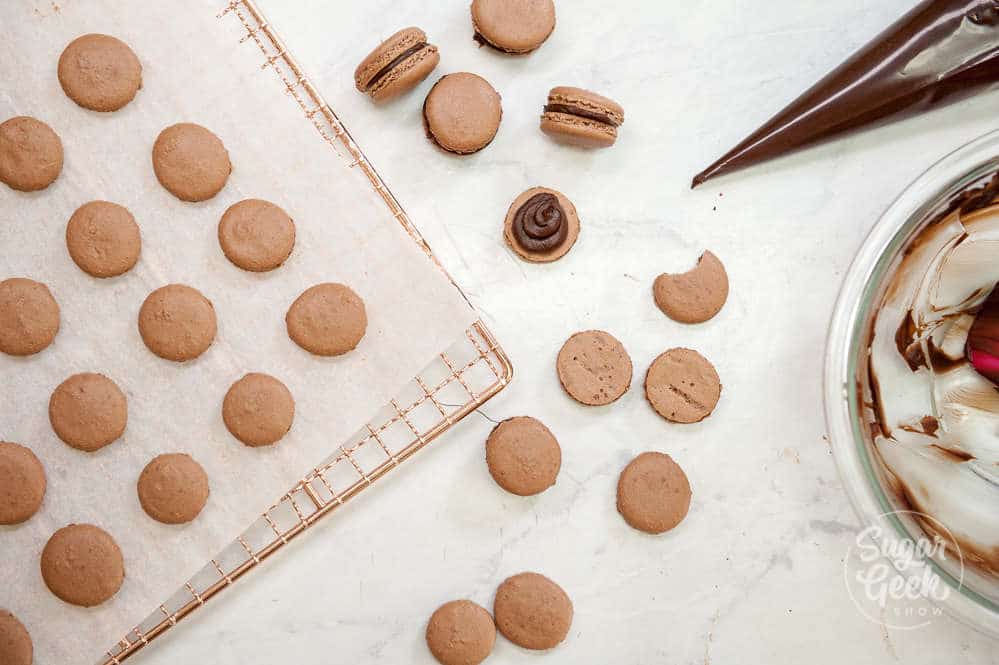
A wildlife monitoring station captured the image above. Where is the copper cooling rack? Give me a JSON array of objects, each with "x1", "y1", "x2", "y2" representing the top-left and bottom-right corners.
[{"x1": 99, "y1": 2, "x2": 512, "y2": 662}]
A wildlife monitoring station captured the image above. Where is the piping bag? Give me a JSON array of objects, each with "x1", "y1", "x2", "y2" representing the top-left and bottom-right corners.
[{"x1": 692, "y1": 0, "x2": 999, "y2": 188}]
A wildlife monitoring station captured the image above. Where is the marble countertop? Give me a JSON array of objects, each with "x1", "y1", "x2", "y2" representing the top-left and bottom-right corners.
[{"x1": 140, "y1": 1, "x2": 998, "y2": 663}]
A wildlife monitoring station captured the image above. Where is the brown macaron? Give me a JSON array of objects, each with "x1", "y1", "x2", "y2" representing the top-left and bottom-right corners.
[
  {"x1": 0, "y1": 116, "x2": 63, "y2": 192},
  {"x1": 40, "y1": 524, "x2": 125, "y2": 607},
  {"x1": 556, "y1": 330, "x2": 633, "y2": 406},
  {"x1": 355, "y1": 27, "x2": 440, "y2": 102},
  {"x1": 617, "y1": 451, "x2": 692, "y2": 534},
  {"x1": 58, "y1": 34, "x2": 142, "y2": 112},
  {"x1": 493, "y1": 572, "x2": 572, "y2": 650},
  {"x1": 503, "y1": 187, "x2": 580, "y2": 263},
  {"x1": 645, "y1": 348, "x2": 721, "y2": 423},
  {"x1": 486, "y1": 416, "x2": 561, "y2": 496},
  {"x1": 0, "y1": 610, "x2": 32, "y2": 665},
  {"x1": 471, "y1": 0, "x2": 556, "y2": 54},
  {"x1": 654, "y1": 251, "x2": 729, "y2": 323},
  {"x1": 425, "y1": 599, "x2": 496, "y2": 665},
  {"x1": 217, "y1": 198, "x2": 296, "y2": 272},
  {"x1": 152, "y1": 123, "x2": 231, "y2": 202},
  {"x1": 138, "y1": 284, "x2": 217, "y2": 362},
  {"x1": 66, "y1": 201, "x2": 142, "y2": 278},
  {"x1": 222, "y1": 373, "x2": 296, "y2": 447},
  {"x1": 423, "y1": 73, "x2": 502, "y2": 155},
  {"x1": 541, "y1": 87, "x2": 624, "y2": 148},
  {"x1": 0, "y1": 441, "x2": 46, "y2": 525},
  {"x1": 0, "y1": 278, "x2": 60, "y2": 356},
  {"x1": 137, "y1": 453, "x2": 210, "y2": 524},
  {"x1": 286, "y1": 283, "x2": 367, "y2": 357},
  {"x1": 49, "y1": 373, "x2": 128, "y2": 452}
]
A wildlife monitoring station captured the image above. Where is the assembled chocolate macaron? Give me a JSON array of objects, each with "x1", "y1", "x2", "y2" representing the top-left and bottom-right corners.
[
  {"x1": 355, "y1": 27, "x2": 440, "y2": 102},
  {"x1": 423, "y1": 73, "x2": 502, "y2": 155},
  {"x1": 471, "y1": 0, "x2": 556, "y2": 54},
  {"x1": 541, "y1": 86, "x2": 624, "y2": 148}
]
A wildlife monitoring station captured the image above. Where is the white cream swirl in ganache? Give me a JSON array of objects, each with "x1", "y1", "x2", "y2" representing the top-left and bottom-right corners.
[{"x1": 866, "y1": 184, "x2": 999, "y2": 575}]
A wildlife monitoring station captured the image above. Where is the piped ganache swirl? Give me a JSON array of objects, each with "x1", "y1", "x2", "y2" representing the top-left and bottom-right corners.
[{"x1": 511, "y1": 193, "x2": 568, "y2": 253}]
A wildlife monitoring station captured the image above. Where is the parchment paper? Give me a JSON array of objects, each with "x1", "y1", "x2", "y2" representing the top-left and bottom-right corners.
[{"x1": 0, "y1": 2, "x2": 477, "y2": 663}]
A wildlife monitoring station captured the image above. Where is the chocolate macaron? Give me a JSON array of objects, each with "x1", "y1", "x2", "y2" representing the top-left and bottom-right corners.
[
  {"x1": 653, "y1": 251, "x2": 729, "y2": 323},
  {"x1": 471, "y1": 0, "x2": 556, "y2": 54},
  {"x1": 504, "y1": 187, "x2": 579, "y2": 263},
  {"x1": 423, "y1": 73, "x2": 502, "y2": 155},
  {"x1": 617, "y1": 452, "x2": 692, "y2": 534},
  {"x1": 355, "y1": 27, "x2": 440, "y2": 102},
  {"x1": 541, "y1": 87, "x2": 624, "y2": 148}
]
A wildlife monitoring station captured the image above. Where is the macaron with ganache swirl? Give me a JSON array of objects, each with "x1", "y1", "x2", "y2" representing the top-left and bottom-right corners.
[
  {"x1": 503, "y1": 187, "x2": 579, "y2": 262},
  {"x1": 354, "y1": 27, "x2": 440, "y2": 102}
]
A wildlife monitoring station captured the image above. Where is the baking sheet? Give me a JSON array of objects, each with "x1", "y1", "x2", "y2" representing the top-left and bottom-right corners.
[{"x1": 0, "y1": 1, "x2": 477, "y2": 663}]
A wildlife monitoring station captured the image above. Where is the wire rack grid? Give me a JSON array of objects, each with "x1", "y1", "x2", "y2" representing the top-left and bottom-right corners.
[{"x1": 99, "y1": 2, "x2": 512, "y2": 662}]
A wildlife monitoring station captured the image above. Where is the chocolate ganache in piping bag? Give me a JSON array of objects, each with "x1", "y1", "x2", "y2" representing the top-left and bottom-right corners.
[
  {"x1": 692, "y1": 0, "x2": 999, "y2": 188},
  {"x1": 865, "y1": 171, "x2": 999, "y2": 574}
]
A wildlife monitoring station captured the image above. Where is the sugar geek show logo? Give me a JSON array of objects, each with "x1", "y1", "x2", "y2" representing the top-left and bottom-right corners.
[{"x1": 843, "y1": 510, "x2": 965, "y2": 629}]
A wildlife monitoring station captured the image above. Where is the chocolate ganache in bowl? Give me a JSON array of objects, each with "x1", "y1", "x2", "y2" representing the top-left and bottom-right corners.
[{"x1": 826, "y1": 130, "x2": 999, "y2": 636}]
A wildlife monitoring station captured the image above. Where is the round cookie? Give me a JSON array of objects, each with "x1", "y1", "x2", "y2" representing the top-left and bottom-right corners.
[
  {"x1": 58, "y1": 34, "x2": 142, "y2": 112},
  {"x1": 138, "y1": 284, "x2": 217, "y2": 361},
  {"x1": 0, "y1": 610, "x2": 32, "y2": 665},
  {"x1": 0, "y1": 442, "x2": 46, "y2": 525},
  {"x1": 471, "y1": 0, "x2": 556, "y2": 54},
  {"x1": 152, "y1": 123, "x2": 231, "y2": 202},
  {"x1": 503, "y1": 187, "x2": 579, "y2": 263},
  {"x1": 423, "y1": 73, "x2": 502, "y2": 155},
  {"x1": 285, "y1": 283, "x2": 366, "y2": 357},
  {"x1": 137, "y1": 453, "x2": 209, "y2": 524},
  {"x1": 485, "y1": 416, "x2": 561, "y2": 496},
  {"x1": 617, "y1": 451, "x2": 692, "y2": 534},
  {"x1": 40, "y1": 524, "x2": 124, "y2": 607},
  {"x1": 354, "y1": 27, "x2": 441, "y2": 102},
  {"x1": 0, "y1": 278, "x2": 60, "y2": 356},
  {"x1": 66, "y1": 201, "x2": 141, "y2": 277},
  {"x1": 0, "y1": 116, "x2": 63, "y2": 192},
  {"x1": 645, "y1": 348, "x2": 721, "y2": 423},
  {"x1": 222, "y1": 373, "x2": 295, "y2": 447},
  {"x1": 653, "y1": 251, "x2": 729, "y2": 323},
  {"x1": 218, "y1": 199, "x2": 296, "y2": 272},
  {"x1": 49, "y1": 373, "x2": 128, "y2": 452},
  {"x1": 493, "y1": 572, "x2": 572, "y2": 650},
  {"x1": 425, "y1": 599, "x2": 496, "y2": 665},
  {"x1": 556, "y1": 330, "x2": 632, "y2": 406}
]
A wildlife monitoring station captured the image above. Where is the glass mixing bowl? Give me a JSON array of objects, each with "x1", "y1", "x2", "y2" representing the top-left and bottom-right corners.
[{"x1": 825, "y1": 129, "x2": 999, "y2": 638}]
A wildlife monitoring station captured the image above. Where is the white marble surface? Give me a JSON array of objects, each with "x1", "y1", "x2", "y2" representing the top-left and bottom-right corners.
[{"x1": 138, "y1": 1, "x2": 999, "y2": 663}]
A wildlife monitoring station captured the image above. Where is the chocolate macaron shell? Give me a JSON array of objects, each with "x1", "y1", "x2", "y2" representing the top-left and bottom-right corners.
[
  {"x1": 540, "y1": 112, "x2": 617, "y2": 148},
  {"x1": 471, "y1": 0, "x2": 556, "y2": 54},
  {"x1": 548, "y1": 87, "x2": 624, "y2": 125},
  {"x1": 423, "y1": 73, "x2": 502, "y2": 155},
  {"x1": 354, "y1": 28, "x2": 439, "y2": 101},
  {"x1": 503, "y1": 187, "x2": 579, "y2": 263}
]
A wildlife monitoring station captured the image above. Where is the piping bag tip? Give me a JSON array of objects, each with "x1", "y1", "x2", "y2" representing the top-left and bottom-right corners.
[{"x1": 685, "y1": 0, "x2": 999, "y2": 190}]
